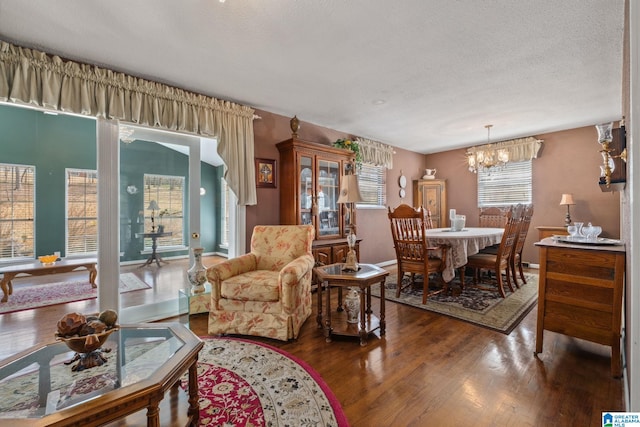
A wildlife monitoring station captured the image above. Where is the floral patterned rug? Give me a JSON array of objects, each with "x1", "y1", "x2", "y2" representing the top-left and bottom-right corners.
[
  {"x1": 0, "y1": 273, "x2": 150, "y2": 314},
  {"x1": 0, "y1": 337, "x2": 348, "y2": 426},
  {"x1": 370, "y1": 272, "x2": 538, "y2": 334},
  {"x1": 181, "y1": 337, "x2": 349, "y2": 426}
]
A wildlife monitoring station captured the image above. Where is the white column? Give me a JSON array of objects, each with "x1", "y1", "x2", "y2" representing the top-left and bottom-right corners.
[
  {"x1": 189, "y1": 140, "x2": 203, "y2": 262},
  {"x1": 96, "y1": 119, "x2": 121, "y2": 313}
]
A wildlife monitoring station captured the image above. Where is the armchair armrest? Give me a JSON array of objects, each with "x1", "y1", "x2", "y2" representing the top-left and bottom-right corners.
[
  {"x1": 206, "y1": 253, "x2": 257, "y2": 302},
  {"x1": 279, "y1": 254, "x2": 315, "y2": 312}
]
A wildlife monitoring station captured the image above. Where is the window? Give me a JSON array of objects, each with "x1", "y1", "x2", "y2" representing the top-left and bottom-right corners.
[
  {"x1": 0, "y1": 164, "x2": 35, "y2": 260},
  {"x1": 356, "y1": 163, "x2": 386, "y2": 207},
  {"x1": 66, "y1": 169, "x2": 98, "y2": 255},
  {"x1": 144, "y1": 174, "x2": 184, "y2": 247},
  {"x1": 477, "y1": 160, "x2": 532, "y2": 207},
  {"x1": 220, "y1": 178, "x2": 229, "y2": 248}
]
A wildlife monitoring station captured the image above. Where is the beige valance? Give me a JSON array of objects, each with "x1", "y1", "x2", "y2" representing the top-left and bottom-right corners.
[
  {"x1": 0, "y1": 40, "x2": 256, "y2": 205},
  {"x1": 466, "y1": 136, "x2": 543, "y2": 163},
  {"x1": 356, "y1": 137, "x2": 394, "y2": 169}
]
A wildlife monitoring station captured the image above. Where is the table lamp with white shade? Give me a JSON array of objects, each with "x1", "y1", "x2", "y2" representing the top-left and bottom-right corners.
[
  {"x1": 337, "y1": 173, "x2": 364, "y2": 272},
  {"x1": 147, "y1": 200, "x2": 160, "y2": 232}
]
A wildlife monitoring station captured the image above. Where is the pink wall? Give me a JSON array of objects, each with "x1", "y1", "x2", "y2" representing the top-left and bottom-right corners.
[
  {"x1": 248, "y1": 110, "x2": 621, "y2": 267},
  {"x1": 358, "y1": 146, "x2": 428, "y2": 264},
  {"x1": 426, "y1": 125, "x2": 621, "y2": 265}
]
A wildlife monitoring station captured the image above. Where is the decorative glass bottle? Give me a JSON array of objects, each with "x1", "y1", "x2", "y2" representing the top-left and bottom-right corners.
[{"x1": 187, "y1": 247, "x2": 207, "y2": 294}]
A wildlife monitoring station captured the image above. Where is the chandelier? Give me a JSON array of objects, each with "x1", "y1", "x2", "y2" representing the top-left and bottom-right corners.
[
  {"x1": 119, "y1": 126, "x2": 135, "y2": 144},
  {"x1": 467, "y1": 125, "x2": 510, "y2": 173}
]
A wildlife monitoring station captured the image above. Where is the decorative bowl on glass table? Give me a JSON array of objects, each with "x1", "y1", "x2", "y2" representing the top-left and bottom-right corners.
[{"x1": 38, "y1": 255, "x2": 58, "y2": 265}]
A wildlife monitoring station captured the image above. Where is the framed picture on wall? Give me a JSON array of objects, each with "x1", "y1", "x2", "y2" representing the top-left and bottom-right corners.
[{"x1": 255, "y1": 158, "x2": 276, "y2": 188}]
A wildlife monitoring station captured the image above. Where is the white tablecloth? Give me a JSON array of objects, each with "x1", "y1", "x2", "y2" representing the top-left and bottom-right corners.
[{"x1": 425, "y1": 227, "x2": 504, "y2": 282}]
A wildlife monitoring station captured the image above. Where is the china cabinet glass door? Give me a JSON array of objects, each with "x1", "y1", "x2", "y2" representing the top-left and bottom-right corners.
[
  {"x1": 299, "y1": 155, "x2": 313, "y2": 226},
  {"x1": 317, "y1": 158, "x2": 340, "y2": 238}
]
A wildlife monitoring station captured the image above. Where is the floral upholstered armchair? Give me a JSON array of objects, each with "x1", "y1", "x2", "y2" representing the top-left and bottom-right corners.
[{"x1": 206, "y1": 225, "x2": 315, "y2": 341}]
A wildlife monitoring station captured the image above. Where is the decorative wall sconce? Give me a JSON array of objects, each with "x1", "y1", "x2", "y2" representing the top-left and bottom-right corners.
[{"x1": 596, "y1": 120, "x2": 627, "y2": 189}]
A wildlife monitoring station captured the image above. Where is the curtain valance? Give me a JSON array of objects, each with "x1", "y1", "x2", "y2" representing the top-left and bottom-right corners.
[
  {"x1": 356, "y1": 137, "x2": 394, "y2": 169},
  {"x1": 0, "y1": 40, "x2": 256, "y2": 205},
  {"x1": 466, "y1": 136, "x2": 543, "y2": 163}
]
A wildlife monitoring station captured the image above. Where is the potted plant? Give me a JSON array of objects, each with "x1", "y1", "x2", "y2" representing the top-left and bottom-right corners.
[{"x1": 333, "y1": 138, "x2": 362, "y2": 170}]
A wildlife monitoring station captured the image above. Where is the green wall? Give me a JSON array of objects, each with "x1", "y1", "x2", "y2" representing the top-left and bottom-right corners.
[{"x1": 0, "y1": 104, "x2": 224, "y2": 262}]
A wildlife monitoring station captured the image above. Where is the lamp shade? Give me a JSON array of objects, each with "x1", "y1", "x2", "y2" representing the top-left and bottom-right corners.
[
  {"x1": 337, "y1": 175, "x2": 364, "y2": 204},
  {"x1": 147, "y1": 200, "x2": 160, "y2": 211},
  {"x1": 559, "y1": 193, "x2": 575, "y2": 206}
]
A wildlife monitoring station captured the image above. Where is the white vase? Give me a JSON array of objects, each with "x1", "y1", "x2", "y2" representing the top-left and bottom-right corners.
[
  {"x1": 187, "y1": 247, "x2": 207, "y2": 294},
  {"x1": 344, "y1": 287, "x2": 361, "y2": 324}
]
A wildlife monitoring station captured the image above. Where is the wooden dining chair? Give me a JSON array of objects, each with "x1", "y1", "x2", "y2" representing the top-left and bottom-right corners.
[
  {"x1": 478, "y1": 206, "x2": 509, "y2": 228},
  {"x1": 510, "y1": 204, "x2": 534, "y2": 287},
  {"x1": 388, "y1": 204, "x2": 449, "y2": 304},
  {"x1": 423, "y1": 207, "x2": 435, "y2": 230},
  {"x1": 463, "y1": 205, "x2": 523, "y2": 298}
]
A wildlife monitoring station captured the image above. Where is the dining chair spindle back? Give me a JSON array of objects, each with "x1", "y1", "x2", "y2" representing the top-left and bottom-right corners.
[
  {"x1": 388, "y1": 204, "x2": 449, "y2": 304},
  {"x1": 510, "y1": 204, "x2": 534, "y2": 287},
  {"x1": 463, "y1": 204, "x2": 523, "y2": 297}
]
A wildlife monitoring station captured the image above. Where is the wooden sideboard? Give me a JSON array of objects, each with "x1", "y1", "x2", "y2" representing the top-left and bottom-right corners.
[
  {"x1": 536, "y1": 226, "x2": 568, "y2": 240},
  {"x1": 534, "y1": 237, "x2": 625, "y2": 377}
]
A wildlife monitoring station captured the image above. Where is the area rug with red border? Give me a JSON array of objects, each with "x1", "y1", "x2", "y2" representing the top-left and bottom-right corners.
[
  {"x1": 370, "y1": 272, "x2": 538, "y2": 334},
  {"x1": 182, "y1": 337, "x2": 349, "y2": 427},
  {"x1": 0, "y1": 273, "x2": 150, "y2": 314}
]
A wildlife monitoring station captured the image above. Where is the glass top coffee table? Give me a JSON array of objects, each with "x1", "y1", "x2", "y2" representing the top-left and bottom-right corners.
[
  {"x1": 0, "y1": 322, "x2": 203, "y2": 426},
  {"x1": 314, "y1": 263, "x2": 389, "y2": 346}
]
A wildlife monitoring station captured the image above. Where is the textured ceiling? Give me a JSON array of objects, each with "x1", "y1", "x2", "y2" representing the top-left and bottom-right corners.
[{"x1": 0, "y1": 0, "x2": 625, "y2": 154}]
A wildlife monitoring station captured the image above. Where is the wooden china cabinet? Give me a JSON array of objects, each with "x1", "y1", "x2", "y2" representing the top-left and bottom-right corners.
[{"x1": 276, "y1": 138, "x2": 360, "y2": 271}]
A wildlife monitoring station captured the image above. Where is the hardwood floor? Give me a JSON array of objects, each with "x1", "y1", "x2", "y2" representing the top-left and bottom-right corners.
[{"x1": 0, "y1": 257, "x2": 625, "y2": 426}]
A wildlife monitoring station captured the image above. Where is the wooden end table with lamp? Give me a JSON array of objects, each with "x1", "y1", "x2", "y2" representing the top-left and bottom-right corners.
[{"x1": 136, "y1": 231, "x2": 173, "y2": 268}]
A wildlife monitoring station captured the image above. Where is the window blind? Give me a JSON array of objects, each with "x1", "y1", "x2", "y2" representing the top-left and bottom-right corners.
[
  {"x1": 0, "y1": 164, "x2": 35, "y2": 259},
  {"x1": 357, "y1": 163, "x2": 386, "y2": 207},
  {"x1": 144, "y1": 174, "x2": 185, "y2": 247},
  {"x1": 66, "y1": 169, "x2": 98, "y2": 255},
  {"x1": 478, "y1": 160, "x2": 532, "y2": 207}
]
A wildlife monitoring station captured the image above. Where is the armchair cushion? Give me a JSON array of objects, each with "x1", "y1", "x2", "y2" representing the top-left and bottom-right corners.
[{"x1": 221, "y1": 270, "x2": 280, "y2": 302}]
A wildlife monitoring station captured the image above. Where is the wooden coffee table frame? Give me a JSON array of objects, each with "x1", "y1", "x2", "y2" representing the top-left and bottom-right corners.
[
  {"x1": 0, "y1": 322, "x2": 203, "y2": 426},
  {"x1": 314, "y1": 263, "x2": 389, "y2": 346},
  {"x1": 0, "y1": 257, "x2": 98, "y2": 303}
]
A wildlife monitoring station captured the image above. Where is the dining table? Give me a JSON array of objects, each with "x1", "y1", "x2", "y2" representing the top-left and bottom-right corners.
[{"x1": 424, "y1": 227, "x2": 504, "y2": 282}]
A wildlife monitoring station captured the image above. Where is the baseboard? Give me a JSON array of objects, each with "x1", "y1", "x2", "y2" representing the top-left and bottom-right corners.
[
  {"x1": 121, "y1": 299, "x2": 179, "y2": 323},
  {"x1": 375, "y1": 259, "x2": 398, "y2": 268}
]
